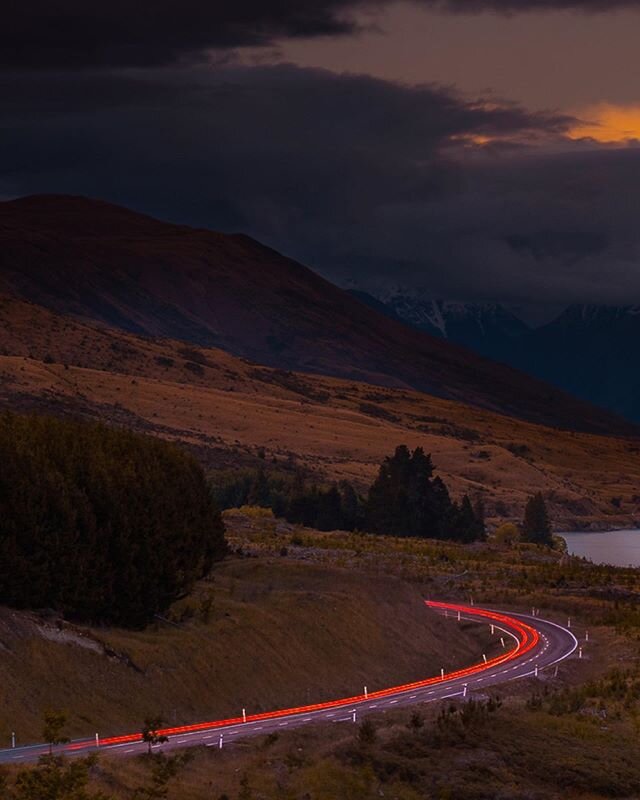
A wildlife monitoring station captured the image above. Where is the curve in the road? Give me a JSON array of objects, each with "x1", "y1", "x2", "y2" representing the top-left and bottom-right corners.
[{"x1": 0, "y1": 601, "x2": 579, "y2": 763}]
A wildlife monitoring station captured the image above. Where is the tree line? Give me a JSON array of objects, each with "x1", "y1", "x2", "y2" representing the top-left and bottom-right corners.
[
  {"x1": 0, "y1": 412, "x2": 227, "y2": 627},
  {"x1": 213, "y1": 445, "x2": 486, "y2": 542}
]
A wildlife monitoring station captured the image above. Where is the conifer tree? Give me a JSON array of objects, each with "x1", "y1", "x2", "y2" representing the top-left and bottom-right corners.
[{"x1": 522, "y1": 492, "x2": 553, "y2": 546}]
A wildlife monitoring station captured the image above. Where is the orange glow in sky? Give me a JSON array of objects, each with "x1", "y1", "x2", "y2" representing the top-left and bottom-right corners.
[{"x1": 569, "y1": 104, "x2": 640, "y2": 143}]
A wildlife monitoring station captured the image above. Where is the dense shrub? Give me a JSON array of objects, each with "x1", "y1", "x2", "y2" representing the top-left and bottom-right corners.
[
  {"x1": 212, "y1": 445, "x2": 485, "y2": 542},
  {"x1": 0, "y1": 413, "x2": 226, "y2": 626}
]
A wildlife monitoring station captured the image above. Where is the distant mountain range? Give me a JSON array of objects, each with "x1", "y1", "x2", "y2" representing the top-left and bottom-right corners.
[
  {"x1": 350, "y1": 289, "x2": 640, "y2": 424},
  {"x1": 0, "y1": 193, "x2": 633, "y2": 436},
  {"x1": 349, "y1": 291, "x2": 528, "y2": 361}
]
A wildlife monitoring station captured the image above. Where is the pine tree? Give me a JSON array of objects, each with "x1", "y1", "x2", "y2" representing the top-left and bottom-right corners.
[{"x1": 522, "y1": 492, "x2": 553, "y2": 546}]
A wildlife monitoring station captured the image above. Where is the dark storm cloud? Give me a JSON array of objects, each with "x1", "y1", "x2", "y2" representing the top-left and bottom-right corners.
[
  {"x1": 0, "y1": 64, "x2": 572, "y2": 221},
  {"x1": 1, "y1": 1, "x2": 369, "y2": 69},
  {"x1": 3, "y1": 62, "x2": 640, "y2": 306},
  {"x1": 5, "y1": 0, "x2": 640, "y2": 70}
]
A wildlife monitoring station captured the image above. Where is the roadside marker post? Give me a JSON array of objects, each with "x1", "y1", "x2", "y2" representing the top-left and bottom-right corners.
[
  {"x1": 95, "y1": 733, "x2": 99, "y2": 748},
  {"x1": 218, "y1": 734, "x2": 223, "y2": 750},
  {"x1": 567, "y1": 618, "x2": 571, "y2": 629},
  {"x1": 579, "y1": 647, "x2": 583, "y2": 659},
  {"x1": 457, "y1": 611, "x2": 461, "y2": 622},
  {"x1": 490, "y1": 624, "x2": 495, "y2": 635},
  {"x1": 440, "y1": 668, "x2": 445, "y2": 680},
  {"x1": 585, "y1": 631, "x2": 589, "y2": 642},
  {"x1": 463, "y1": 684, "x2": 468, "y2": 698},
  {"x1": 11, "y1": 732, "x2": 15, "y2": 749},
  {"x1": 352, "y1": 710, "x2": 357, "y2": 723},
  {"x1": 534, "y1": 666, "x2": 538, "y2": 677},
  {"x1": 482, "y1": 653, "x2": 487, "y2": 664},
  {"x1": 500, "y1": 637, "x2": 506, "y2": 648},
  {"x1": 242, "y1": 708, "x2": 247, "y2": 723},
  {"x1": 364, "y1": 686, "x2": 368, "y2": 699}
]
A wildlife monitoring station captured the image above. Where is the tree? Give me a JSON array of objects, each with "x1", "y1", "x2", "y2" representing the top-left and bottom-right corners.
[
  {"x1": 365, "y1": 446, "x2": 485, "y2": 542},
  {"x1": 132, "y1": 752, "x2": 192, "y2": 800},
  {"x1": 449, "y1": 495, "x2": 486, "y2": 543},
  {"x1": 11, "y1": 754, "x2": 111, "y2": 800},
  {"x1": 366, "y1": 445, "x2": 436, "y2": 537},
  {"x1": 494, "y1": 522, "x2": 520, "y2": 548},
  {"x1": 141, "y1": 718, "x2": 169, "y2": 755},
  {"x1": 247, "y1": 468, "x2": 270, "y2": 507},
  {"x1": 0, "y1": 412, "x2": 227, "y2": 627},
  {"x1": 42, "y1": 710, "x2": 69, "y2": 756},
  {"x1": 357, "y1": 719, "x2": 377, "y2": 746},
  {"x1": 338, "y1": 481, "x2": 362, "y2": 531},
  {"x1": 315, "y1": 484, "x2": 342, "y2": 531},
  {"x1": 522, "y1": 493, "x2": 553, "y2": 546}
]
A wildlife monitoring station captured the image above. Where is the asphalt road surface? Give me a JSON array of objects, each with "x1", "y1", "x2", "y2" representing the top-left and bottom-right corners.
[{"x1": 0, "y1": 601, "x2": 579, "y2": 764}]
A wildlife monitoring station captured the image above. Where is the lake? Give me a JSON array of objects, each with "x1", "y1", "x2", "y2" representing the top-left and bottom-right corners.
[{"x1": 561, "y1": 529, "x2": 640, "y2": 568}]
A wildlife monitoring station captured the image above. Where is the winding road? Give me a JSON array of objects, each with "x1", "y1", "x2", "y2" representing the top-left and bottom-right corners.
[{"x1": 0, "y1": 601, "x2": 579, "y2": 764}]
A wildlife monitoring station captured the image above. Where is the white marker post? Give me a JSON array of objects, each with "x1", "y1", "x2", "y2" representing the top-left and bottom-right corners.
[
  {"x1": 364, "y1": 686, "x2": 368, "y2": 699},
  {"x1": 585, "y1": 631, "x2": 589, "y2": 642},
  {"x1": 482, "y1": 653, "x2": 487, "y2": 664},
  {"x1": 463, "y1": 684, "x2": 468, "y2": 698},
  {"x1": 579, "y1": 647, "x2": 583, "y2": 659},
  {"x1": 242, "y1": 708, "x2": 247, "y2": 723},
  {"x1": 218, "y1": 733, "x2": 223, "y2": 750},
  {"x1": 500, "y1": 637, "x2": 506, "y2": 649},
  {"x1": 490, "y1": 624, "x2": 495, "y2": 635},
  {"x1": 11, "y1": 732, "x2": 15, "y2": 749},
  {"x1": 95, "y1": 733, "x2": 99, "y2": 748},
  {"x1": 457, "y1": 611, "x2": 461, "y2": 622},
  {"x1": 534, "y1": 665, "x2": 538, "y2": 677},
  {"x1": 352, "y1": 710, "x2": 357, "y2": 723},
  {"x1": 567, "y1": 618, "x2": 571, "y2": 629},
  {"x1": 441, "y1": 668, "x2": 445, "y2": 680}
]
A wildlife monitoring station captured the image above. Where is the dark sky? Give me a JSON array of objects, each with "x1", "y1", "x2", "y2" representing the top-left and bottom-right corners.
[{"x1": 3, "y1": 1, "x2": 640, "y2": 312}]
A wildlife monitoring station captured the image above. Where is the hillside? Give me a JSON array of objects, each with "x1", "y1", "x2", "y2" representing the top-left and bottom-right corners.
[
  {"x1": 364, "y1": 291, "x2": 640, "y2": 425},
  {"x1": 0, "y1": 194, "x2": 634, "y2": 436},
  {"x1": 1, "y1": 297, "x2": 640, "y2": 530},
  {"x1": 522, "y1": 305, "x2": 640, "y2": 424},
  {"x1": 0, "y1": 554, "x2": 491, "y2": 741}
]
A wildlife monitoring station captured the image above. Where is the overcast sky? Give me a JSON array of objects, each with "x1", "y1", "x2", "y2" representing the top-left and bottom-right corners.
[{"x1": 3, "y1": 1, "x2": 640, "y2": 312}]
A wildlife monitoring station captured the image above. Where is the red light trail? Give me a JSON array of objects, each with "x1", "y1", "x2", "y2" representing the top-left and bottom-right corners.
[{"x1": 68, "y1": 601, "x2": 540, "y2": 751}]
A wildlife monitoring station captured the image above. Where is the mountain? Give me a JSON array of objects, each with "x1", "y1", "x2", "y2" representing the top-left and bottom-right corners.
[
  {"x1": 0, "y1": 194, "x2": 634, "y2": 435},
  {"x1": 357, "y1": 289, "x2": 640, "y2": 424},
  {"x1": 350, "y1": 290, "x2": 529, "y2": 361},
  {"x1": 520, "y1": 305, "x2": 640, "y2": 424}
]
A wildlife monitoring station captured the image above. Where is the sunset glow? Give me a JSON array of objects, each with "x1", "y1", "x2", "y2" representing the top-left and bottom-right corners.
[{"x1": 569, "y1": 104, "x2": 640, "y2": 143}]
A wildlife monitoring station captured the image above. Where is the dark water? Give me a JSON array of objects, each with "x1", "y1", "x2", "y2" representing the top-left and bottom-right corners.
[{"x1": 561, "y1": 530, "x2": 640, "y2": 567}]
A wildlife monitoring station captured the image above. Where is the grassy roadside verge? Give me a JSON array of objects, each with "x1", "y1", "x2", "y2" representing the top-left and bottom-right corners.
[{"x1": 2, "y1": 507, "x2": 639, "y2": 798}]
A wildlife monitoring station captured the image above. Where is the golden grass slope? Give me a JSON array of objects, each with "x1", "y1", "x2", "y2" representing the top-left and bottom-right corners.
[{"x1": 1, "y1": 295, "x2": 640, "y2": 529}]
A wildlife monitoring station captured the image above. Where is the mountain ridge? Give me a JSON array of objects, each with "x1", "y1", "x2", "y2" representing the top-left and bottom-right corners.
[
  {"x1": 0, "y1": 193, "x2": 634, "y2": 436},
  {"x1": 359, "y1": 286, "x2": 640, "y2": 424}
]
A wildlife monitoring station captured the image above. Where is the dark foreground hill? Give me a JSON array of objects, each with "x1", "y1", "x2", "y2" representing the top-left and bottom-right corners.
[{"x1": 0, "y1": 194, "x2": 634, "y2": 436}]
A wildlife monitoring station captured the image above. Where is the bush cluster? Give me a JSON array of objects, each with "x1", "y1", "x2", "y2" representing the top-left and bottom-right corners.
[
  {"x1": 0, "y1": 413, "x2": 227, "y2": 626},
  {"x1": 213, "y1": 445, "x2": 485, "y2": 542}
]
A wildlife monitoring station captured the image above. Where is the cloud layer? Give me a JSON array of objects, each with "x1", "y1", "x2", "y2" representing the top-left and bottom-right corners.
[
  {"x1": 2, "y1": 63, "x2": 639, "y2": 307},
  {"x1": 6, "y1": 0, "x2": 640, "y2": 69}
]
